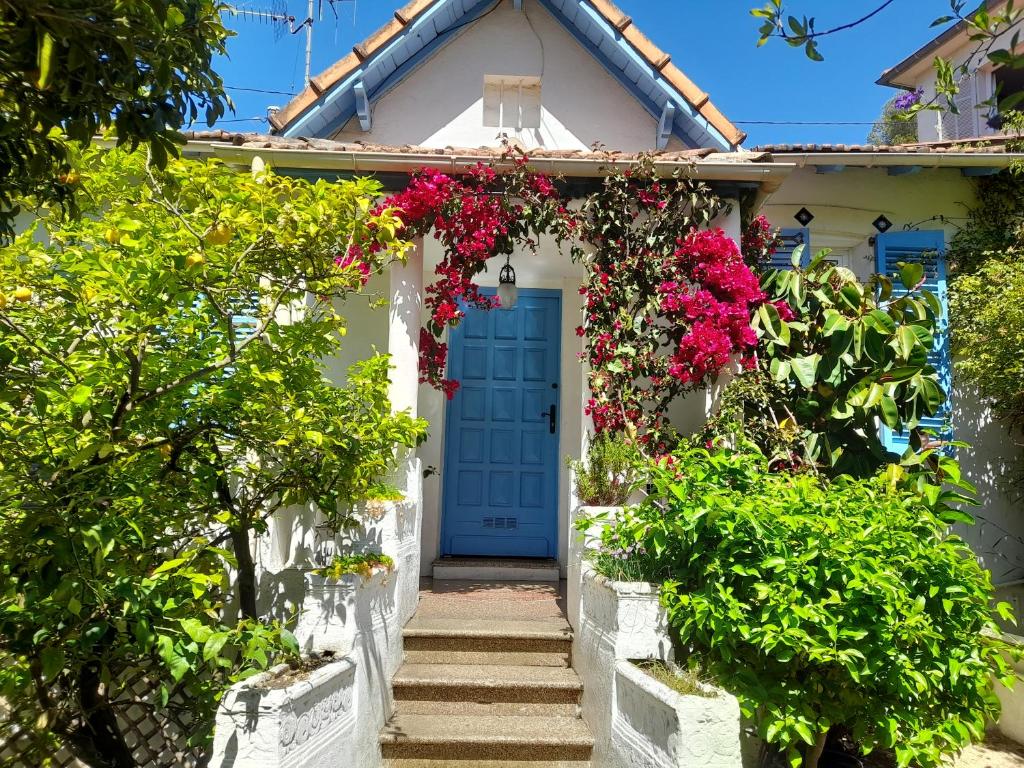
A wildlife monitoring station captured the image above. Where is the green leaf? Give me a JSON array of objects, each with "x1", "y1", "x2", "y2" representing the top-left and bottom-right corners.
[
  {"x1": 203, "y1": 631, "x2": 230, "y2": 662},
  {"x1": 68, "y1": 384, "x2": 92, "y2": 405},
  {"x1": 899, "y1": 262, "x2": 924, "y2": 290},
  {"x1": 152, "y1": 557, "x2": 186, "y2": 575},
  {"x1": 37, "y1": 32, "x2": 55, "y2": 89},
  {"x1": 880, "y1": 395, "x2": 899, "y2": 429},
  {"x1": 790, "y1": 354, "x2": 820, "y2": 389},
  {"x1": 40, "y1": 647, "x2": 65, "y2": 682},
  {"x1": 280, "y1": 629, "x2": 300, "y2": 656}
]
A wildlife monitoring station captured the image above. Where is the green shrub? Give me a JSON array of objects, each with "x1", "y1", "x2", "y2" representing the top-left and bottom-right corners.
[
  {"x1": 603, "y1": 447, "x2": 1016, "y2": 768},
  {"x1": 950, "y1": 250, "x2": 1024, "y2": 430},
  {"x1": 746, "y1": 249, "x2": 947, "y2": 477},
  {"x1": 568, "y1": 432, "x2": 640, "y2": 506}
]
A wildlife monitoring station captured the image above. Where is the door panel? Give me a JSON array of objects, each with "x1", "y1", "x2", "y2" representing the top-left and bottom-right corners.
[{"x1": 441, "y1": 289, "x2": 561, "y2": 558}]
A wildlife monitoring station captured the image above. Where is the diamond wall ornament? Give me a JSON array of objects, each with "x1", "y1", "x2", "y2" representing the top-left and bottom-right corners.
[
  {"x1": 872, "y1": 215, "x2": 893, "y2": 233},
  {"x1": 794, "y1": 207, "x2": 814, "y2": 226}
]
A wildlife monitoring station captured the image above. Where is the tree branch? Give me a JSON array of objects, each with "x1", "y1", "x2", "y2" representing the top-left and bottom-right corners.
[{"x1": 132, "y1": 277, "x2": 298, "y2": 406}]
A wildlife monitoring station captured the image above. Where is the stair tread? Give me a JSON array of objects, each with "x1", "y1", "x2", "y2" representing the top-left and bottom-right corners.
[
  {"x1": 431, "y1": 558, "x2": 559, "y2": 569},
  {"x1": 380, "y1": 714, "x2": 594, "y2": 747},
  {"x1": 393, "y1": 663, "x2": 582, "y2": 689},
  {"x1": 385, "y1": 760, "x2": 590, "y2": 767},
  {"x1": 404, "y1": 618, "x2": 572, "y2": 640}
]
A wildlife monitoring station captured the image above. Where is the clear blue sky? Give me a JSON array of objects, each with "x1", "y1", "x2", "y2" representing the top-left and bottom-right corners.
[{"x1": 210, "y1": 0, "x2": 941, "y2": 146}]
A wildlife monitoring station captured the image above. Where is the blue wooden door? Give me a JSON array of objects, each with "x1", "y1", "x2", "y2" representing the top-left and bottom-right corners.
[{"x1": 441, "y1": 289, "x2": 561, "y2": 558}]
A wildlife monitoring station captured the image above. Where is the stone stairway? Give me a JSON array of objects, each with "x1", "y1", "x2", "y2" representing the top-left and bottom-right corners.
[{"x1": 381, "y1": 579, "x2": 593, "y2": 767}]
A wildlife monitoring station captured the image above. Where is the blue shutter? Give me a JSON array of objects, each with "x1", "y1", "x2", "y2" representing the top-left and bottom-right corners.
[
  {"x1": 770, "y1": 227, "x2": 811, "y2": 270},
  {"x1": 874, "y1": 230, "x2": 952, "y2": 455}
]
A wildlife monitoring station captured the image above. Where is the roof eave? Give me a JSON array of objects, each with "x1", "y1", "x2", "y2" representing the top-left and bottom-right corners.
[
  {"x1": 770, "y1": 151, "x2": 1024, "y2": 168},
  {"x1": 186, "y1": 140, "x2": 791, "y2": 189}
]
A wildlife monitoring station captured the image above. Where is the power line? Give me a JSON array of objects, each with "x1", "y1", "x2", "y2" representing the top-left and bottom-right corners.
[
  {"x1": 225, "y1": 84, "x2": 297, "y2": 97},
  {"x1": 210, "y1": 117, "x2": 269, "y2": 124}
]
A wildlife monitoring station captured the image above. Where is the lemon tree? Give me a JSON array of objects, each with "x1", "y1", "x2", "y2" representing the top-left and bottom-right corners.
[{"x1": 0, "y1": 147, "x2": 424, "y2": 765}]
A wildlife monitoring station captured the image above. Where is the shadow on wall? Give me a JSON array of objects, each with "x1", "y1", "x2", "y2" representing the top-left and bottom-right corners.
[{"x1": 952, "y1": 385, "x2": 1024, "y2": 587}]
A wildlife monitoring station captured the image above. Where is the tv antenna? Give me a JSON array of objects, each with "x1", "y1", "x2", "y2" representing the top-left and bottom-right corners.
[{"x1": 227, "y1": 0, "x2": 352, "y2": 85}]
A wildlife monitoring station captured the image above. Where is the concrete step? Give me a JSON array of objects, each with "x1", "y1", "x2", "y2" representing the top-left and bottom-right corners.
[
  {"x1": 432, "y1": 557, "x2": 560, "y2": 582},
  {"x1": 391, "y1": 663, "x2": 583, "y2": 704},
  {"x1": 397, "y1": 700, "x2": 578, "y2": 717},
  {"x1": 385, "y1": 760, "x2": 590, "y2": 767},
  {"x1": 380, "y1": 713, "x2": 593, "y2": 761},
  {"x1": 404, "y1": 648, "x2": 570, "y2": 667},
  {"x1": 404, "y1": 619, "x2": 572, "y2": 667}
]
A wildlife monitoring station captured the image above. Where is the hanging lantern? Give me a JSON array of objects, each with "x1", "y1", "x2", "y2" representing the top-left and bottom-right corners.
[{"x1": 497, "y1": 254, "x2": 518, "y2": 310}]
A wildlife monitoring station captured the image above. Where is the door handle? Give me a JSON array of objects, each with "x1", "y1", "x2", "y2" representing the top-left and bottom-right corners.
[{"x1": 540, "y1": 404, "x2": 557, "y2": 434}]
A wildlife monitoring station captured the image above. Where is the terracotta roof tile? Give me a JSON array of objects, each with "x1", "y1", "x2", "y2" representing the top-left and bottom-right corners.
[
  {"x1": 753, "y1": 136, "x2": 1020, "y2": 154},
  {"x1": 587, "y1": 0, "x2": 630, "y2": 30},
  {"x1": 618, "y1": 22, "x2": 671, "y2": 70},
  {"x1": 271, "y1": 0, "x2": 745, "y2": 148},
  {"x1": 183, "y1": 130, "x2": 743, "y2": 162},
  {"x1": 395, "y1": 0, "x2": 438, "y2": 24},
  {"x1": 353, "y1": 17, "x2": 406, "y2": 61}
]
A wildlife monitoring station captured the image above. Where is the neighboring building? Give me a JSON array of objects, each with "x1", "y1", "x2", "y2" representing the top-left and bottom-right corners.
[
  {"x1": 181, "y1": 1, "x2": 1024, "y2": 764},
  {"x1": 878, "y1": 0, "x2": 1024, "y2": 141}
]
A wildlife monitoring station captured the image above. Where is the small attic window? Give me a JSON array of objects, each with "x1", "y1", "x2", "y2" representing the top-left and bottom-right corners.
[{"x1": 483, "y1": 75, "x2": 541, "y2": 130}]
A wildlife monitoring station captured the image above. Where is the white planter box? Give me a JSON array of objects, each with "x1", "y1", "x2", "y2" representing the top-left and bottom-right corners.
[
  {"x1": 613, "y1": 660, "x2": 742, "y2": 768},
  {"x1": 580, "y1": 566, "x2": 673, "y2": 660},
  {"x1": 568, "y1": 505, "x2": 623, "y2": 631},
  {"x1": 288, "y1": 567, "x2": 394, "y2": 655},
  {"x1": 575, "y1": 564, "x2": 674, "y2": 766},
  {"x1": 993, "y1": 631, "x2": 1024, "y2": 743},
  {"x1": 210, "y1": 657, "x2": 358, "y2": 768}
]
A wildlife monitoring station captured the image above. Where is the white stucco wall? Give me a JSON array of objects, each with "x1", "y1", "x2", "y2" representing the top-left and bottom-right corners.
[
  {"x1": 763, "y1": 165, "x2": 1024, "y2": 586},
  {"x1": 333, "y1": 0, "x2": 661, "y2": 152},
  {"x1": 322, "y1": 273, "x2": 390, "y2": 385}
]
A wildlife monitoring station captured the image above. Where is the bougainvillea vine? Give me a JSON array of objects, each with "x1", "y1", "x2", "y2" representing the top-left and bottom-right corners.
[
  {"x1": 569, "y1": 158, "x2": 766, "y2": 449},
  {"x1": 351, "y1": 153, "x2": 768, "y2": 452},
  {"x1": 357, "y1": 154, "x2": 570, "y2": 398}
]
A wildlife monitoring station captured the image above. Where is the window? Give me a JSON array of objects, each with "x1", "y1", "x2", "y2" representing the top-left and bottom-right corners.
[
  {"x1": 483, "y1": 75, "x2": 541, "y2": 131},
  {"x1": 874, "y1": 230, "x2": 953, "y2": 454},
  {"x1": 939, "y1": 73, "x2": 981, "y2": 140},
  {"x1": 994, "y1": 65, "x2": 1024, "y2": 113},
  {"x1": 769, "y1": 227, "x2": 811, "y2": 271}
]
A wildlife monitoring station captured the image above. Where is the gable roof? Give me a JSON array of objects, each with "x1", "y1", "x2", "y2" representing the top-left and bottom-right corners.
[
  {"x1": 269, "y1": 0, "x2": 745, "y2": 149},
  {"x1": 878, "y1": 0, "x2": 1004, "y2": 89}
]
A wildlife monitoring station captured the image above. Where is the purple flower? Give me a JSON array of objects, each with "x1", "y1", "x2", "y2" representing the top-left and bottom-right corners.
[{"x1": 894, "y1": 88, "x2": 923, "y2": 111}]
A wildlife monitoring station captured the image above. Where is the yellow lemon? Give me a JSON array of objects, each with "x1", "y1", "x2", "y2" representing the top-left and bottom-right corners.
[
  {"x1": 13, "y1": 287, "x2": 32, "y2": 302},
  {"x1": 58, "y1": 170, "x2": 80, "y2": 186},
  {"x1": 104, "y1": 227, "x2": 122, "y2": 245},
  {"x1": 0, "y1": 292, "x2": 6, "y2": 309},
  {"x1": 204, "y1": 222, "x2": 233, "y2": 246},
  {"x1": 185, "y1": 253, "x2": 205, "y2": 269}
]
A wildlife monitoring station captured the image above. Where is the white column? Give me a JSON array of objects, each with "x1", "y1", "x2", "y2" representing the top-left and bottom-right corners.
[
  {"x1": 707, "y1": 197, "x2": 743, "y2": 417},
  {"x1": 388, "y1": 236, "x2": 423, "y2": 417},
  {"x1": 715, "y1": 196, "x2": 743, "y2": 245}
]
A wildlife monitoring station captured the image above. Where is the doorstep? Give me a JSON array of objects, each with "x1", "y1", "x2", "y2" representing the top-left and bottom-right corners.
[{"x1": 431, "y1": 557, "x2": 560, "y2": 582}]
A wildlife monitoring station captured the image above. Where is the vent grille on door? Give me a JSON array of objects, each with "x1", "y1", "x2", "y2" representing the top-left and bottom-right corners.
[{"x1": 482, "y1": 517, "x2": 518, "y2": 530}]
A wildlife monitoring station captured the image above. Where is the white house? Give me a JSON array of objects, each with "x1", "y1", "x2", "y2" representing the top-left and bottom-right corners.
[
  {"x1": 878, "y1": 0, "x2": 1024, "y2": 142},
  {"x1": 185, "y1": 1, "x2": 1024, "y2": 764}
]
